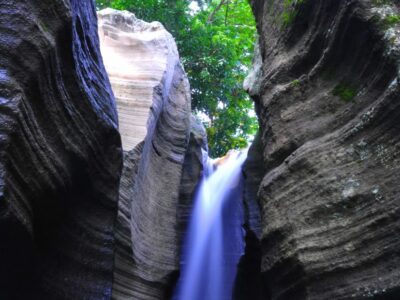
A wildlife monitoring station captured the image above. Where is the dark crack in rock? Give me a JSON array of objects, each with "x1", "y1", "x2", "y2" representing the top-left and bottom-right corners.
[
  {"x1": 247, "y1": 0, "x2": 400, "y2": 299},
  {"x1": 0, "y1": 0, "x2": 122, "y2": 299},
  {"x1": 234, "y1": 132, "x2": 264, "y2": 300}
]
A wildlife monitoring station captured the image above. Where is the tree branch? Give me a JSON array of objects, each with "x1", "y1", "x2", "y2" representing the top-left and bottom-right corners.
[{"x1": 207, "y1": 0, "x2": 228, "y2": 24}]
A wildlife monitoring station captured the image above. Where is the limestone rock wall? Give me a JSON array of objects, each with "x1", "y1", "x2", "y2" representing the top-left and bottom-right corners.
[
  {"x1": 113, "y1": 117, "x2": 206, "y2": 300},
  {"x1": 0, "y1": 0, "x2": 122, "y2": 299},
  {"x1": 99, "y1": 9, "x2": 202, "y2": 300},
  {"x1": 247, "y1": 0, "x2": 400, "y2": 299},
  {"x1": 98, "y1": 8, "x2": 173, "y2": 151},
  {"x1": 112, "y1": 142, "x2": 144, "y2": 299}
]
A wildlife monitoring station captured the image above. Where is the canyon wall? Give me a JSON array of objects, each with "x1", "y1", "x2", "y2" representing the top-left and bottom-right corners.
[
  {"x1": 247, "y1": 0, "x2": 400, "y2": 299},
  {"x1": 0, "y1": 0, "x2": 122, "y2": 299},
  {"x1": 97, "y1": 9, "x2": 206, "y2": 300},
  {"x1": 98, "y1": 9, "x2": 174, "y2": 151},
  {"x1": 0, "y1": 2, "x2": 202, "y2": 300}
]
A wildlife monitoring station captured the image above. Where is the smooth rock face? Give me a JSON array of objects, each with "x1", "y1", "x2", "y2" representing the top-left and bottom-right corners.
[
  {"x1": 247, "y1": 0, "x2": 400, "y2": 299},
  {"x1": 98, "y1": 8, "x2": 174, "y2": 151},
  {"x1": 0, "y1": 1, "x2": 122, "y2": 299}
]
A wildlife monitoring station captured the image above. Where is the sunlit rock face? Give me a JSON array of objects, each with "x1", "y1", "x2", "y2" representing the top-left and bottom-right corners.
[
  {"x1": 0, "y1": 0, "x2": 122, "y2": 299},
  {"x1": 247, "y1": 0, "x2": 400, "y2": 299},
  {"x1": 98, "y1": 9, "x2": 204, "y2": 300},
  {"x1": 98, "y1": 8, "x2": 176, "y2": 151}
]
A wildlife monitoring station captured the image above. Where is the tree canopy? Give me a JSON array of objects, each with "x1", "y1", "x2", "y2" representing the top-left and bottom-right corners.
[{"x1": 96, "y1": 0, "x2": 258, "y2": 157}]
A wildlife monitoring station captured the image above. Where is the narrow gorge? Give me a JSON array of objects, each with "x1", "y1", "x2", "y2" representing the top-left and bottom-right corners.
[{"x1": 0, "y1": 0, "x2": 399, "y2": 300}]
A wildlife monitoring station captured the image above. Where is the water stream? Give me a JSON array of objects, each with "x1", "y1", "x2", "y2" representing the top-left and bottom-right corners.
[{"x1": 174, "y1": 150, "x2": 247, "y2": 300}]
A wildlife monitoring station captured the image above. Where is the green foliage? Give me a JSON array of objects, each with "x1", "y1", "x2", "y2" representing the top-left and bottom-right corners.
[
  {"x1": 281, "y1": 0, "x2": 304, "y2": 27},
  {"x1": 291, "y1": 79, "x2": 300, "y2": 87},
  {"x1": 332, "y1": 83, "x2": 357, "y2": 102},
  {"x1": 96, "y1": 0, "x2": 258, "y2": 157},
  {"x1": 384, "y1": 14, "x2": 400, "y2": 27}
]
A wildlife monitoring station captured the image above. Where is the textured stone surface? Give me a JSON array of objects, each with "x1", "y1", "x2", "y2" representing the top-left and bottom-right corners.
[
  {"x1": 128, "y1": 28, "x2": 191, "y2": 300},
  {"x1": 112, "y1": 142, "x2": 144, "y2": 300},
  {"x1": 0, "y1": 0, "x2": 122, "y2": 299},
  {"x1": 177, "y1": 115, "x2": 208, "y2": 241},
  {"x1": 234, "y1": 132, "x2": 264, "y2": 300},
  {"x1": 247, "y1": 0, "x2": 400, "y2": 299},
  {"x1": 113, "y1": 118, "x2": 206, "y2": 300},
  {"x1": 102, "y1": 9, "x2": 201, "y2": 299},
  {"x1": 98, "y1": 8, "x2": 175, "y2": 151}
]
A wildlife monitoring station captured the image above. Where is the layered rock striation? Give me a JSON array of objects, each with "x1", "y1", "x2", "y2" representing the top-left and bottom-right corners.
[
  {"x1": 0, "y1": 3, "x2": 205, "y2": 298},
  {"x1": 98, "y1": 9, "x2": 174, "y2": 151},
  {"x1": 100, "y1": 9, "x2": 205, "y2": 300},
  {"x1": 0, "y1": 0, "x2": 122, "y2": 299},
  {"x1": 247, "y1": 0, "x2": 400, "y2": 299}
]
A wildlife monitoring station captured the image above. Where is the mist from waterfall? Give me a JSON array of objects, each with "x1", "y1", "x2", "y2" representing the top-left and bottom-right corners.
[{"x1": 174, "y1": 150, "x2": 247, "y2": 300}]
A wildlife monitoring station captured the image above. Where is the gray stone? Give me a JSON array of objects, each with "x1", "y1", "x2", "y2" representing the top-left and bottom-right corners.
[
  {"x1": 246, "y1": 0, "x2": 400, "y2": 299},
  {"x1": 0, "y1": 0, "x2": 122, "y2": 299},
  {"x1": 101, "y1": 9, "x2": 206, "y2": 299},
  {"x1": 98, "y1": 8, "x2": 178, "y2": 151}
]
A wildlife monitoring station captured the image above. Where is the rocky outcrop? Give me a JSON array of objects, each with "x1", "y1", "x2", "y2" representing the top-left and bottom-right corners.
[
  {"x1": 234, "y1": 133, "x2": 264, "y2": 300},
  {"x1": 112, "y1": 118, "x2": 206, "y2": 300},
  {"x1": 177, "y1": 115, "x2": 208, "y2": 241},
  {"x1": 0, "y1": 0, "x2": 122, "y2": 299},
  {"x1": 98, "y1": 9, "x2": 175, "y2": 151},
  {"x1": 100, "y1": 9, "x2": 203, "y2": 300},
  {"x1": 247, "y1": 0, "x2": 400, "y2": 299},
  {"x1": 112, "y1": 142, "x2": 144, "y2": 300}
]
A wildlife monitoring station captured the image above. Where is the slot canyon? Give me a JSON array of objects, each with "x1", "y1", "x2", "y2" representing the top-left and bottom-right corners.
[{"x1": 0, "y1": 0, "x2": 399, "y2": 300}]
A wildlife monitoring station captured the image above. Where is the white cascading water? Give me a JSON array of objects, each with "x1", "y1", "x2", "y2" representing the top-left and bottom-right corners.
[{"x1": 174, "y1": 150, "x2": 247, "y2": 300}]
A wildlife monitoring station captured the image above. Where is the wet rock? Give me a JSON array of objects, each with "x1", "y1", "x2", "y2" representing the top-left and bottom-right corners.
[
  {"x1": 248, "y1": 0, "x2": 400, "y2": 299},
  {"x1": 234, "y1": 132, "x2": 264, "y2": 300},
  {"x1": 177, "y1": 115, "x2": 208, "y2": 243}
]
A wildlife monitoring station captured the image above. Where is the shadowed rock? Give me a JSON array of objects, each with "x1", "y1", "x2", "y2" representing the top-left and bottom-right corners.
[
  {"x1": 0, "y1": 0, "x2": 122, "y2": 299},
  {"x1": 246, "y1": 0, "x2": 400, "y2": 299}
]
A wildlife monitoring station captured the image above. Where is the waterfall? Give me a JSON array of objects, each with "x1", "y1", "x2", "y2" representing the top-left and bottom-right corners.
[{"x1": 174, "y1": 150, "x2": 247, "y2": 300}]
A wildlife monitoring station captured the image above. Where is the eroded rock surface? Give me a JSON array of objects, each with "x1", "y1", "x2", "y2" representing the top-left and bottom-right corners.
[
  {"x1": 0, "y1": 0, "x2": 122, "y2": 299},
  {"x1": 248, "y1": 0, "x2": 400, "y2": 299},
  {"x1": 101, "y1": 9, "x2": 204, "y2": 300},
  {"x1": 98, "y1": 8, "x2": 175, "y2": 151},
  {"x1": 113, "y1": 117, "x2": 207, "y2": 300}
]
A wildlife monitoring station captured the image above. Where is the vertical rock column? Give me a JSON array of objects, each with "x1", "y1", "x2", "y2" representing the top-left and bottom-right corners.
[
  {"x1": 98, "y1": 9, "x2": 196, "y2": 299},
  {"x1": 98, "y1": 8, "x2": 175, "y2": 151}
]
